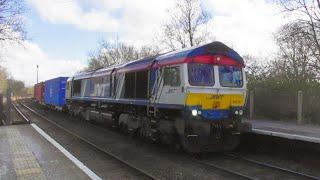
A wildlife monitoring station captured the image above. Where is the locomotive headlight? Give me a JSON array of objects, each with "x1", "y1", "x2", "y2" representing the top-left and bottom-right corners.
[
  {"x1": 192, "y1": 109, "x2": 198, "y2": 116},
  {"x1": 239, "y1": 110, "x2": 243, "y2": 115},
  {"x1": 234, "y1": 110, "x2": 239, "y2": 115},
  {"x1": 197, "y1": 110, "x2": 202, "y2": 115}
]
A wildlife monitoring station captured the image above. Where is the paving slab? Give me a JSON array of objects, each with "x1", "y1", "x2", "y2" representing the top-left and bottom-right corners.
[
  {"x1": 0, "y1": 124, "x2": 90, "y2": 180},
  {"x1": 247, "y1": 119, "x2": 320, "y2": 143}
]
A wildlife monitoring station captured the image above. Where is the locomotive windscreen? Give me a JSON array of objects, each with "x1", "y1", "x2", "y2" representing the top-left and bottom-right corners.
[
  {"x1": 219, "y1": 66, "x2": 243, "y2": 87},
  {"x1": 188, "y1": 63, "x2": 214, "y2": 86}
]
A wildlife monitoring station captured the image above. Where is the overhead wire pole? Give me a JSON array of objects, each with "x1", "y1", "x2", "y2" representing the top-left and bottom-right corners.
[{"x1": 37, "y1": 64, "x2": 39, "y2": 84}]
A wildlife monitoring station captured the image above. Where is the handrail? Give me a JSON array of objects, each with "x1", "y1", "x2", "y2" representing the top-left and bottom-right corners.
[{"x1": 151, "y1": 68, "x2": 164, "y2": 104}]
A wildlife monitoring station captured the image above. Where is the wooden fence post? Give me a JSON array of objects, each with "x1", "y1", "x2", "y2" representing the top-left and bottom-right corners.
[
  {"x1": 297, "y1": 91, "x2": 303, "y2": 124},
  {"x1": 249, "y1": 90, "x2": 254, "y2": 120}
]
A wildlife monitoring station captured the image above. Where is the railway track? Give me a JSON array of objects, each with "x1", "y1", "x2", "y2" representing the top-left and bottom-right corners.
[
  {"x1": 12, "y1": 102, "x2": 30, "y2": 124},
  {"x1": 192, "y1": 158, "x2": 257, "y2": 180},
  {"x1": 225, "y1": 154, "x2": 320, "y2": 180},
  {"x1": 14, "y1": 101, "x2": 258, "y2": 180},
  {"x1": 13, "y1": 102, "x2": 157, "y2": 180},
  {"x1": 14, "y1": 100, "x2": 320, "y2": 180},
  {"x1": 194, "y1": 153, "x2": 320, "y2": 180}
]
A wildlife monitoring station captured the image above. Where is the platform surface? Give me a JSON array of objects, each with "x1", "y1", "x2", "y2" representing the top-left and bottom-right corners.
[
  {"x1": 247, "y1": 119, "x2": 320, "y2": 143},
  {"x1": 0, "y1": 124, "x2": 89, "y2": 180}
]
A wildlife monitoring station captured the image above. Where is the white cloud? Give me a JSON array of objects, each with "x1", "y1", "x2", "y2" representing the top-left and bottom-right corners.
[
  {"x1": 27, "y1": 0, "x2": 119, "y2": 32},
  {"x1": 114, "y1": 0, "x2": 175, "y2": 46},
  {"x1": 26, "y1": 0, "x2": 290, "y2": 59},
  {"x1": 27, "y1": 0, "x2": 174, "y2": 46},
  {"x1": 204, "y1": 0, "x2": 287, "y2": 57},
  {"x1": 28, "y1": 0, "x2": 288, "y2": 57},
  {"x1": 0, "y1": 41, "x2": 85, "y2": 86}
]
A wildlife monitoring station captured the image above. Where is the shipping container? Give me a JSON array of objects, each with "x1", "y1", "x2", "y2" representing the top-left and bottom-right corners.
[
  {"x1": 34, "y1": 82, "x2": 45, "y2": 103},
  {"x1": 44, "y1": 77, "x2": 68, "y2": 107}
]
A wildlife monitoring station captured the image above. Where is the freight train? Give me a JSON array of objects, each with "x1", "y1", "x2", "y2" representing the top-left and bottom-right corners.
[{"x1": 34, "y1": 41, "x2": 251, "y2": 153}]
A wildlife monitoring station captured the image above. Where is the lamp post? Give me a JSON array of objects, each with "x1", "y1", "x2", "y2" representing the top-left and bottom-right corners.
[{"x1": 37, "y1": 64, "x2": 39, "y2": 84}]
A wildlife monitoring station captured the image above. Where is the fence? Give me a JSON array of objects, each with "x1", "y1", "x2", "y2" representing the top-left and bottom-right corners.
[{"x1": 246, "y1": 88, "x2": 320, "y2": 125}]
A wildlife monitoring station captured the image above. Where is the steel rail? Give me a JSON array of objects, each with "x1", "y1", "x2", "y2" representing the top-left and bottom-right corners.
[
  {"x1": 17, "y1": 102, "x2": 157, "y2": 180},
  {"x1": 192, "y1": 158, "x2": 257, "y2": 180},
  {"x1": 226, "y1": 154, "x2": 320, "y2": 180},
  {"x1": 12, "y1": 102, "x2": 30, "y2": 124}
]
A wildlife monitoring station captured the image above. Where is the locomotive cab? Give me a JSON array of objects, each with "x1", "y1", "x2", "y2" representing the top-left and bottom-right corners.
[
  {"x1": 180, "y1": 55, "x2": 251, "y2": 152},
  {"x1": 185, "y1": 62, "x2": 246, "y2": 121}
]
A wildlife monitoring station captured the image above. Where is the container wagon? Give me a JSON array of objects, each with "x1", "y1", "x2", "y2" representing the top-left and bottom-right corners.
[
  {"x1": 44, "y1": 77, "x2": 68, "y2": 110},
  {"x1": 34, "y1": 82, "x2": 45, "y2": 103}
]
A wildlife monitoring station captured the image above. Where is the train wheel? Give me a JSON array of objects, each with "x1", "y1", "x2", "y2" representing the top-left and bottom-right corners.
[
  {"x1": 179, "y1": 135, "x2": 202, "y2": 154},
  {"x1": 119, "y1": 122, "x2": 128, "y2": 134},
  {"x1": 222, "y1": 134, "x2": 241, "y2": 151},
  {"x1": 161, "y1": 133, "x2": 181, "y2": 152}
]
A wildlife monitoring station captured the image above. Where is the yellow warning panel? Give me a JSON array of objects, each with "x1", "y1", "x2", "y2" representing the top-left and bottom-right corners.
[{"x1": 186, "y1": 93, "x2": 245, "y2": 110}]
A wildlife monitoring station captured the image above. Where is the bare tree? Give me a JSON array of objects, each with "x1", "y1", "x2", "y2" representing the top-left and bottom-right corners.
[
  {"x1": 277, "y1": 22, "x2": 314, "y2": 79},
  {"x1": 0, "y1": 66, "x2": 8, "y2": 92},
  {"x1": 139, "y1": 45, "x2": 161, "y2": 58},
  {"x1": 7, "y1": 78, "x2": 24, "y2": 96},
  {"x1": 0, "y1": 0, "x2": 25, "y2": 44},
  {"x1": 88, "y1": 40, "x2": 138, "y2": 70},
  {"x1": 277, "y1": 0, "x2": 320, "y2": 70},
  {"x1": 162, "y1": 0, "x2": 211, "y2": 50},
  {"x1": 87, "y1": 40, "x2": 160, "y2": 71},
  {"x1": 243, "y1": 55, "x2": 272, "y2": 89}
]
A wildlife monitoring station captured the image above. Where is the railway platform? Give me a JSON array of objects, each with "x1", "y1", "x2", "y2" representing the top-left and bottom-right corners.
[
  {"x1": 0, "y1": 124, "x2": 89, "y2": 180},
  {"x1": 246, "y1": 119, "x2": 320, "y2": 144}
]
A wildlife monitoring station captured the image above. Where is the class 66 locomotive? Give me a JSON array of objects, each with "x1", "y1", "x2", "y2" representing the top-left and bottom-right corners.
[{"x1": 45, "y1": 41, "x2": 251, "y2": 153}]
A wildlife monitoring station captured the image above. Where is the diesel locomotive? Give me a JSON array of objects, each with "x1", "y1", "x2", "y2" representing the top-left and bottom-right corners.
[{"x1": 38, "y1": 41, "x2": 251, "y2": 153}]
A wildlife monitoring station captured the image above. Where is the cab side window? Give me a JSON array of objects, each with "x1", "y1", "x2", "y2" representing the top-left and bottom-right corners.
[{"x1": 163, "y1": 66, "x2": 181, "y2": 87}]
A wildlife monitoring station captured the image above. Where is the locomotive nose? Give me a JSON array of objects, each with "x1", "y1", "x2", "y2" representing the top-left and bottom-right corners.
[{"x1": 186, "y1": 93, "x2": 245, "y2": 121}]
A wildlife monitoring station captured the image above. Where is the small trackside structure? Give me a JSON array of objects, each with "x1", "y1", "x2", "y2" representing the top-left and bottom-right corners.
[{"x1": 44, "y1": 77, "x2": 68, "y2": 110}]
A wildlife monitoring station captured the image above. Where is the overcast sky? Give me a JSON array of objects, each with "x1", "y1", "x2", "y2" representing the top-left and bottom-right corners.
[{"x1": 1, "y1": 0, "x2": 286, "y2": 86}]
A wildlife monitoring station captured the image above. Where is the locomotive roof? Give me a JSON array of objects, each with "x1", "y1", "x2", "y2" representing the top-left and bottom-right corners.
[
  {"x1": 73, "y1": 41, "x2": 244, "y2": 79},
  {"x1": 156, "y1": 41, "x2": 244, "y2": 65}
]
